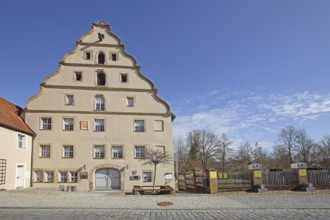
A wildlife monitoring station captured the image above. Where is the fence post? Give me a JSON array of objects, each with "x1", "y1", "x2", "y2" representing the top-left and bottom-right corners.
[
  {"x1": 291, "y1": 163, "x2": 315, "y2": 192},
  {"x1": 184, "y1": 173, "x2": 187, "y2": 190},
  {"x1": 193, "y1": 170, "x2": 197, "y2": 191},
  {"x1": 207, "y1": 169, "x2": 218, "y2": 194},
  {"x1": 248, "y1": 163, "x2": 267, "y2": 192}
]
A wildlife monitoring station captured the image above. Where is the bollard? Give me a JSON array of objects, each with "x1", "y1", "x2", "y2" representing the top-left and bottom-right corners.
[{"x1": 207, "y1": 169, "x2": 218, "y2": 194}]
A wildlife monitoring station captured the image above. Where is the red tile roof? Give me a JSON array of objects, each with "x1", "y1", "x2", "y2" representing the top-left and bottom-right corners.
[{"x1": 0, "y1": 97, "x2": 34, "y2": 136}]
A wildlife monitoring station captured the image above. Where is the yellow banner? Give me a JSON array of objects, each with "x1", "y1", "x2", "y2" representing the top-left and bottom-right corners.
[
  {"x1": 224, "y1": 173, "x2": 228, "y2": 179},
  {"x1": 299, "y1": 169, "x2": 307, "y2": 177},
  {"x1": 218, "y1": 173, "x2": 223, "y2": 179},
  {"x1": 254, "y1": 170, "x2": 262, "y2": 178},
  {"x1": 210, "y1": 171, "x2": 217, "y2": 179}
]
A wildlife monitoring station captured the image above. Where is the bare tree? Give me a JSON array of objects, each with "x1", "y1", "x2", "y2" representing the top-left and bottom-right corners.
[
  {"x1": 187, "y1": 130, "x2": 221, "y2": 171},
  {"x1": 233, "y1": 142, "x2": 253, "y2": 171},
  {"x1": 295, "y1": 129, "x2": 315, "y2": 164},
  {"x1": 217, "y1": 133, "x2": 233, "y2": 173},
  {"x1": 278, "y1": 125, "x2": 299, "y2": 164},
  {"x1": 141, "y1": 149, "x2": 172, "y2": 192},
  {"x1": 173, "y1": 137, "x2": 193, "y2": 174},
  {"x1": 318, "y1": 135, "x2": 330, "y2": 168}
]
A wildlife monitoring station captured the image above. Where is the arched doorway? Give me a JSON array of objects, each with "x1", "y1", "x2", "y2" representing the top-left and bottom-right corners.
[{"x1": 95, "y1": 168, "x2": 120, "y2": 191}]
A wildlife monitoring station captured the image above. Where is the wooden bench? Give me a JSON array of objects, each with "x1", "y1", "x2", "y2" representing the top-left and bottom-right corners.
[{"x1": 133, "y1": 185, "x2": 174, "y2": 195}]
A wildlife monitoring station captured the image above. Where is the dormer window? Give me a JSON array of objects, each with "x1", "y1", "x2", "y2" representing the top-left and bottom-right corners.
[
  {"x1": 98, "y1": 52, "x2": 105, "y2": 64},
  {"x1": 97, "y1": 72, "x2": 106, "y2": 86}
]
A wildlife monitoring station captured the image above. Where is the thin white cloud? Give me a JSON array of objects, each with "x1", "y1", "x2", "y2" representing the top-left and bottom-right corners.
[{"x1": 172, "y1": 90, "x2": 330, "y2": 151}]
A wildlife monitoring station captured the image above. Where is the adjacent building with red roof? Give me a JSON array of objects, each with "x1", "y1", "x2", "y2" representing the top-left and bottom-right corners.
[{"x1": 0, "y1": 97, "x2": 34, "y2": 190}]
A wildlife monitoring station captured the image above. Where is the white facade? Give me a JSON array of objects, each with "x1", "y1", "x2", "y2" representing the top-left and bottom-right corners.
[{"x1": 25, "y1": 21, "x2": 175, "y2": 191}]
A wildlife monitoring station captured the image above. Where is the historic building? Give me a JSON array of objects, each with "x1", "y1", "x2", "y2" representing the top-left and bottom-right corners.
[
  {"x1": 0, "y1": 98, "x2": 34, "y2": 190},
  {"x1": 25, "y1": 21, "x2": 175, "y2": 191}
]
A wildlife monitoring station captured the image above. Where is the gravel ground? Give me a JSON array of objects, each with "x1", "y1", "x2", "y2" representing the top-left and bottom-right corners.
[{"x1": 1, "y1": 188, "x2": 330, "y2": 210}]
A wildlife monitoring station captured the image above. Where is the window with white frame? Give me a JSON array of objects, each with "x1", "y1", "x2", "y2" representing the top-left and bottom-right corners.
[
  {"x1": 35, "y1": 171, "x2": 43, "y2": 182},
  {"x1": 40, "y1": 145, "x2": 50, "y2": 158},
  {"x1": 41, "y1": 117, "x2": 52, "y2": 130},
  {"x1": 63, "y1": 145, "x2": 74, "y2": 158},
  {"x1": 94, "y1": 145, "x2": 105, "y2": 159},
  {"x1": 134, "y1": 120, "x2": 144, "y2": 132},
  {"x1": 95, "y1": 95, "x2": 105, "y2": 111},
  {"x1": 63, "y1": 118, "x2": 74, "y2": 131},
  {"x1": 59, "y1": 171, "x2": 67, "y2": 183},
  {"x1": 17, "y1": 134, "x2": 26, "y2": 149},
  {"x1": 94, "y1": 119, "x2": 105, "y2": 131},
  {"x1": 143, "y1": 171, "x2": 152, "y2": 182},
  {"x1": 65, "y1": 95, "x2": 74, "y2": 105},
  {"x1": 112, "y1": 146, "x2": 123, "y2": 159},
  {"x1": 46, "y1": 171, "x2": 54, "y2": 182},
  {"x1": 70, "y1": 171, "x2": 78, "y2": 183},
  {"x1": 127, "y1": 97, "x2": 134, "y2": 107},
  {"x1": 135, "y1": 146, "x2": 145, "y2": 158}
]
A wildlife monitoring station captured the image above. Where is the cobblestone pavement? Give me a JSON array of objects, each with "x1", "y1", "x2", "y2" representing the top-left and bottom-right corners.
[
  {"x1": 1, "y1": 189, "x2": 330, "y2": 219},
  {"x1": 1, "y1": 208, "x2": 330, "y2": 220}
]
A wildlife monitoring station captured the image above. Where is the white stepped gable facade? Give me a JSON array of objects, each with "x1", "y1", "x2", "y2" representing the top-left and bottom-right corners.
[{"x1": 25, "y1": 21, "x2": 175, "y2": 191}]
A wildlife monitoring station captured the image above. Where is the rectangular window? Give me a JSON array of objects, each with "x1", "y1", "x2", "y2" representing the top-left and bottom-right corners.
[
  {"x1": 95, "y1": 95, "x2": 105, "y2": 111},
  {"x1": 154, "y1": 120, "x2": 164, "y2": 131},
  {"x1": 17, "y1": 134, "x2": 26, "y2": 149},
  {"x1": 63, "y1": 118, "x2": 74, "y2": 131},
  {"x1": 120, "y1": 74, "x2": 128, "y2": 83},
  {"x1": 143, "y1": 171, "x2": 152, "y2": 182},
  {"x1": 65, "y1": 95, "x2": 74, "y2": 105},
  {"x1": 111, "y1": 53, "x2": 117, "y2": 61},
  {"x1": 94, "y1": 119, "x2": 105, "y2": 132},
  {"x1": 135, "y1": 146, "x2": 145, "y2": 158},
  {"x1": 0, "y1": 159, "x2": 6, "y2": 185},
  {"x1": 59, "y1": 171, "x2": 67, "y2": 183},
  {"x1": 156, "y1": 146, "x2": 165, "y2": 154},
  {"x1": 40, "y1": 145, "x2": 50, "y2": 158},
  {"x1": 134, "y1": 120, "x2": 145, "y2": 132},
  {"x1": 127, "y1": 97, "x2": 134, "y2": 107},
  {"x1": 41, "y1": 118, "x2": 52, "y2": 130},
  {"x1": 46, "y1": 171, "x2": 54, "y2": 183},
  {"x1": 75, "y1": 72, "x2": 82, "y2": 81},
  {"x1": 35, "y1": 171, "x2": 43, "y2": 183},
  {"x1": 94, "y1": 145, "x2": 105, "y2": 159},
  {"x1": 112, "y1": 146, "x2": 123, "y2": 159},
  {"x1": 63, "y1": 145, "x2": 74, "y2": 158},
  {"x1": 70, "y1": 172, "x2": 78, "y2": 183},
  {"x1": 85, "y1": 52, "x2": 91, "y2": 60}
]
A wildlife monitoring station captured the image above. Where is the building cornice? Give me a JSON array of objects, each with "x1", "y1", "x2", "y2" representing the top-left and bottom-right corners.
[
  {"x1": 59, "y1": 61, "x2": 139, "y2": 70},
  {"x1": 25, "y1": 109, "x2": 171, "y2": 117},
  {"x1": 41, "y1": 84, "x2": 153, "y2": 93},
  {"x1": 77, "y1": 41, "x2": 124, "y2": 48}
]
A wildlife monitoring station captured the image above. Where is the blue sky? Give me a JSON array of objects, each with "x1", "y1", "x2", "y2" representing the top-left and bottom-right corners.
[{"x1": 1, "y1": 1, "x2": 330, "y2": 151}]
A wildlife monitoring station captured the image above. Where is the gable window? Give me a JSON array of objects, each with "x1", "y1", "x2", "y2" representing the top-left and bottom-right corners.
[
  {"x1": 135, "y1": 146, "x2": 145, "y2": 158},
  {"x1": 134, "y1": 120, "x2": 145, "y2": 132},
  {"x1": 154, "y1": 120, "x2": 164, "y2": 132},
  {"x1": 111, "y1": 53, "x2": 117, "y2": 61},
  {"x1": 95, "y1": 95, "x2": 105, "y2": 111},
  {"x1": 65, "y1": 95, "x2": 74, "y2": 105},
  {"x1": 127, "y1": 97, "x2": 134, "y2": 107},
  {"x1": 97, "y1": 72, "x2": 106, "y2": 86},
  {"x1": 63, "y1": 118, "x2": 74, "y2": 131},
  {"x1": 94, "y1": 119, "x2": 105, "y2": 132},
  {"x1": 41, "y1": 118, "x2": 52, "y2": 130},
  {"x1": 112, "y1": 146, "x2": 123, "y2": 159},
  {"x1": 94, "y1": 145, "x2": 105, "y2": 159},
  {"x1": 74, "y1": 72, "x2": 82, "y2": 81},
  {"x1": 40, "y1": 145, "x2": 50, "y2": 158},
  {"x1": 98, "y1": 52, "x2": 105, "y2": 64},
  {"x1": 84, "y1": 51, "x2": 91, "y2": 60},
  {"x1": 17, "y1": 134, "x2": 26, "y2": 149},
  {"x1": 63, "y1": 145, "x2": 74, "y2": 158},
  {"x1": 120, "y1": 74, "x2": 128, "y2": 83},
  {"x1": 59, "y1": 171, "x2": 67, "y2": 183}
]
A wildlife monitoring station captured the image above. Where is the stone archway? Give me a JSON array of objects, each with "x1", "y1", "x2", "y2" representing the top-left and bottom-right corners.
[{"x1": 89, "y1": 164, "x2": 125, "y2": 191}]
